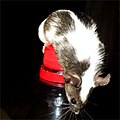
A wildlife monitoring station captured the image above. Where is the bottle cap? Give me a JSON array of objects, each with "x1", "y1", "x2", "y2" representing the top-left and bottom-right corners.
[{"x1": 39, "y1": 45, "x2": 64, "y2": 87}]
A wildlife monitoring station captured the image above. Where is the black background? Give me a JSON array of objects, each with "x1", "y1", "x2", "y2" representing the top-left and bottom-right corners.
[{"x1": 1, "y1": 1, "x2": 119, "y2": 119}]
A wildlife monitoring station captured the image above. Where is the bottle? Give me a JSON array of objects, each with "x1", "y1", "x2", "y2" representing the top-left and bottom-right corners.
[{"x1": 28, "y1": 45, "x2": 69, "y2": 120}]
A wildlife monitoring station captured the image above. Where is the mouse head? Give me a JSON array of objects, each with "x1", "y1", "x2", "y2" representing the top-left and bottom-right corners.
[
  {"x1": 64, "y1": 74, "x2": 82, "y2": 114},
  {"x1": 64, "y1": 72, "x2": 111, "y2": 114}
]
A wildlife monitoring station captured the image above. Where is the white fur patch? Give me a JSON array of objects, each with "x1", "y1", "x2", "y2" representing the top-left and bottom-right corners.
[
  {"x1": 66, "y1": 10, "x2": 104, "y2": 103},
  {"x1": 66, "y1": 11, "x2": 100, "y2": 61},
  {"x1": 38, "y1": 19, "x2": 47, "y2": 43},
  {"x1": 80, "y1": 66, "x2": 96, "y2": 103}
]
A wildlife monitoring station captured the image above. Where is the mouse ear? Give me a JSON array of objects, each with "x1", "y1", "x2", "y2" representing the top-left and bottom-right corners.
[
  {"x1": 95, "y1": 74, "x2": 111, "y2": 87},
  {"x1": 38, "y1": 19, "x2": 49, "y2": 44}
]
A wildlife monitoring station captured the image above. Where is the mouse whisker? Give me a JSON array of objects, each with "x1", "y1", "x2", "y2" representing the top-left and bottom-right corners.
[
  {"x1": 80, "y1": 110, "x2": 83, "y2": 120},
  {"x1": 62, "y1": 102, "x2": 70, "y2": 106},
  {"x1": 68, "y1": 111, "x2": 73, "y2": 120},
  {"x1": 57, "y1": 108, "x2": 71, "y2": 120},
  {"x1": 63, "y1": 111, "x2": 71, "y2": 120},
  {"x1": 61, "y1": 106, "x2": 70, "y2": 110},
  {"x1": 39, "y1": 111, "x2": 54, "y2": 118},
  {"x1": 72, "y1": 112, "x2": 74, "y2": 120},
  {"x1": 83, "y1": 109, "x2": 94, "y2": 120}
]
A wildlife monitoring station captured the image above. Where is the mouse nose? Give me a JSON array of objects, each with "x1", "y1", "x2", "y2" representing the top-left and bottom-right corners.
[{"x1": 71, "y1": 98, "x2": 77, "y2": 104}]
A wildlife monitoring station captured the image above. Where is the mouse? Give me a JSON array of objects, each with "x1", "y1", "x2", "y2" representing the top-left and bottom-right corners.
[{"x1": 38, "y1": 9, "x2": 111, "y2": 115}]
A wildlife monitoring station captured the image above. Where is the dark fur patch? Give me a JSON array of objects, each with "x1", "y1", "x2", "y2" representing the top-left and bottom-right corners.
[
  {"x1": 44, "y1": 10, "x2": 75, "y2": 35},
  {"x1": 53, "y1": 37, "x2": 90, "y2": 77}
]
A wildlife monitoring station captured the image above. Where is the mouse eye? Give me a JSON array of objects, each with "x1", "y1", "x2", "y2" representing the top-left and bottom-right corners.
[{"x1": 71, "y1": 98, "x2": 77, "y2": 104}]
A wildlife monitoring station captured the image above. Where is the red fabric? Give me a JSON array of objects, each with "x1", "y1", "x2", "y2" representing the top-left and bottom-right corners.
[
  {"x1": 39, "y1": 45, "x2": 64, "y2": 86},
  {"x1": 43, "y1": 45, "x2": 63, "y2": 70},
  {"x1": 40, "y1": 66, "x2": 64, "y2": 83}
]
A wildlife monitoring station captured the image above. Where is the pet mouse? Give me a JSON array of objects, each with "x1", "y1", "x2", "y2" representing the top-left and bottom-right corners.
[{"x1": 38, "y1": 9, "x2": 111, "y2": 115}]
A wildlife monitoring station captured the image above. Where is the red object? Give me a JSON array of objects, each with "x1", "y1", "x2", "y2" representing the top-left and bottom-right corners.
[{"x1": 39, "y1": 45, "x2": 65, "y2": 87}]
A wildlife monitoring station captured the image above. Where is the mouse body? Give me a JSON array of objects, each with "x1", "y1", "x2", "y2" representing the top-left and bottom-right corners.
[{"x1": 38, "y1": 9, "x2": 111, "y2": 114}]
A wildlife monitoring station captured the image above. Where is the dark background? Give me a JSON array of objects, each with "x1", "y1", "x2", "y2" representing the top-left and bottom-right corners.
[{"x1": 1, "y1": 1, "x2": 119, "y2": 119}]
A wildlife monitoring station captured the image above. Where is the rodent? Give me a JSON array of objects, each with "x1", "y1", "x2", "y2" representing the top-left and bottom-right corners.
[{"x1": 38, "y1": 9, "x2": 111, "y2": 114}]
